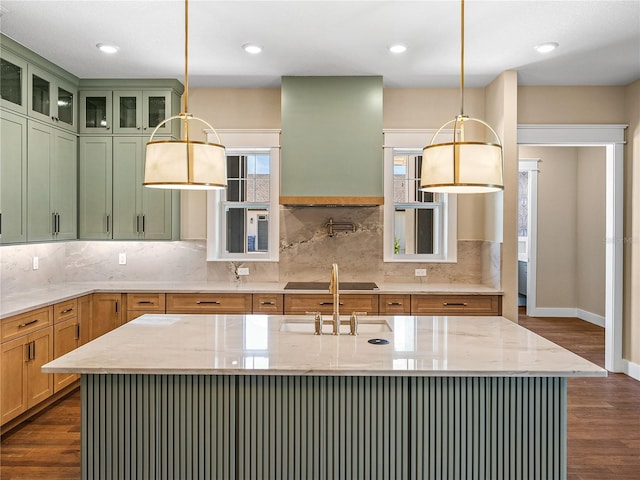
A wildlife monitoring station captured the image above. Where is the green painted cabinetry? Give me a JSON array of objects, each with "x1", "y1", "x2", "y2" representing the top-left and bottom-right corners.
[
  {"x1": 79, "y1": 136, "x2": 178, "y2": 240},
  {"x1": 26, "y1": 121, "x2": 77, "y2": 241},
  {"x1": 0, "y1": 110, "x2": 28, "y2": 244},
  {"x1": 27, "y1": 65, "x2": 76, "y2": 133},
  {"x1": 112, "y1": 137, "x2": 175, "y2": 240},
  {"x1": 0, "y1": 49, "x2": 28, "y2": 115},
  {"x1": 113, "y1": 90, "x2": 173, "y2": 135}
]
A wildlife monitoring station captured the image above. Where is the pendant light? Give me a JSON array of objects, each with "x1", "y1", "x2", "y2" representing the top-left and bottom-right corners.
[
  {"x1": 420, "y1": 0, "x2": 504, "y2": 194},
  {"x1": 144, "y1": 0, "x2": 226, "y2": 190}
]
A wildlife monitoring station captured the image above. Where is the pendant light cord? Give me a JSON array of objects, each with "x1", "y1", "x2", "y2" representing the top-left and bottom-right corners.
[
  {"x1": 459, "y1": 0, "x2": 465, "y2": 118},
  {"x1": 184, "y1": 0, "x2": 189, "y2": 115}
]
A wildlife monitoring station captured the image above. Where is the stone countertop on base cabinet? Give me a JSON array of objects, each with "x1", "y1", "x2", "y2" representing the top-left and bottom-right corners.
[{"x1": 0, "y1": 281, "x2": 503, "y2": 319}]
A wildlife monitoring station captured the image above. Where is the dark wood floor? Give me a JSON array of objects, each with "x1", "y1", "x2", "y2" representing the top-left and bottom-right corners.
[{"x1": 1, "y1": 310, "x2": 639, "y2": 479}]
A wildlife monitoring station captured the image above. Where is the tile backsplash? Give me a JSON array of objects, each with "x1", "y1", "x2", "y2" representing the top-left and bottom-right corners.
[{"x1": 1, "y1": 207, "x2": 501, "y2": 295}]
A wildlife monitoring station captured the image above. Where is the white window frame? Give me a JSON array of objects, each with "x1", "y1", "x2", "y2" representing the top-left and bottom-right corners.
[
  {"x1": 206, "y1": 129, "x2": 280, "y2": 262},
  {"x1": 383, "y1": 129, "x2": 457, "y2": 263}
]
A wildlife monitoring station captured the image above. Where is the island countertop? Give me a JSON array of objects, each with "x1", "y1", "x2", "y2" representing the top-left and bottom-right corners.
[{"x1": 43, "y1": 313, "x2": 606, "y2": 378}]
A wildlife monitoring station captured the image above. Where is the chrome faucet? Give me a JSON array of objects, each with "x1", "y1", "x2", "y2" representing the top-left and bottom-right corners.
[{"x1": 329, "y1": 263, "x2": 340, "y2": 335}]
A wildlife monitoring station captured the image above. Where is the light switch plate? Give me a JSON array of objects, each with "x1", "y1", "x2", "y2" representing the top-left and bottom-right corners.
[
  {"x1": 415, "y1": 268, "x2": 427, "y2": 277},
  {"x1": 237, "y1": 267, "x2": 250, "y2": 276},
  {"x1": 119, "y1": 253, "x2": 127, "y2": 265},
  {"x1": 32, "y1": 256, "x2": 39, "y2": 270}
]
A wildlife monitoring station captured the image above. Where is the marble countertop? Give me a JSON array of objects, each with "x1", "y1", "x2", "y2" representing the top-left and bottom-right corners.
[
  {"x1": 42, "y1": 313, "x2": 606, "y2": 378},
  {"x1": 0, "y1": 281, "x2": 502, "y2": 319}
]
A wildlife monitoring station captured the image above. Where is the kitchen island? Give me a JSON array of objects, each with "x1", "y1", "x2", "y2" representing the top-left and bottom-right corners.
[{"x1": 43, "y1": 313, "x2": 605, "y2": 479}]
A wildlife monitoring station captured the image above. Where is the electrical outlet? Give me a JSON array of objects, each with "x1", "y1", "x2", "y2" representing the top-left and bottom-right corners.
[
  {"x1": 119, "y1": 253, "x2": 127, "y2": 265},
  {"x1": 237, "y1": 267, "x2": 250, "y2": 276},
  {"x1": 32, "y1": 256, "x2": 39, "y2": 270},
  {"x1": 415, "y1": 268, "x2": 427, "y2": 277}
]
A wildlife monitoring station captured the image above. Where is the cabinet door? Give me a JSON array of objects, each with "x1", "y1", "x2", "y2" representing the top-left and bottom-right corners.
[
  {"x1": 26, "y1": 120, "x2": 53, "y2": 241},
  {"x1": 113, "y1": 91, "x2": 143, "y2": 134},
  {"x1": 79, "y1": 137, "x2": 113, "y2": 239},
  {"x1": 79, "y1": 90, "x2": 112, "y2": 134},
  {"x1": 140, "y1": 135, "x2": 173, "y2": 239},
  {"x1": 1, "y1": 336, "x2": 28, "y2": 424},
  {"x1": 27, "y1": 327, "x2": 53, "y2": 408},
  {"x1": 53, "y1": 76, "x2": 76, "y2": 132},
  {"x1": 50, "y1": 129, "x2": 77, "y2": 239},
  {"x1": 53, "y1": 317, "x2": 80, "y2": 392},
  {"x1": 0, "y1": 49, "x2": 28, "y2": 114},
  {"x1": 27, "y1": 65, "x2": 53, "y2": 125},
  {"x1": 90, "y1": 293, "x2": 122, "y2": 341},
  {"x1": 143, "y1": 91, "x2": 172, "y2": 135},
  {"x1": 113, "y1": 136, "x2": 141, "y2": 239},
  {"x1": 0, "y1": 110, "x2": 27, "y2": 244},
  {"x1": 78, "y1": 294, "x2": 92, "y2": 346}
]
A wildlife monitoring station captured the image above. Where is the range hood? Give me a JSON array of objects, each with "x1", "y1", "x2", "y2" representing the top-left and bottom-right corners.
[{"x1": 280, "y1": 76, "x2": 384, "y2": 206}]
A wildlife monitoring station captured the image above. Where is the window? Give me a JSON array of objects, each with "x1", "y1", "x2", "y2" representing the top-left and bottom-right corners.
[
  {"x1": 383, "y1": 131, "x2": 457, "y2": 262},
  {"x1": 207, "y1": 130, "x2": 280, "y2": 261}
]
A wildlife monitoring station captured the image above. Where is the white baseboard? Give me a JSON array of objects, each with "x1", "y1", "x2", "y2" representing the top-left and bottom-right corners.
[
  {"x1": 526, "y1": 307, "x2": 605, "y2": 328},
  {"x1": 576, "y1": 309, "x2": 605, "y2": 328},
  {"x1": 622, "y1": 359, "x2": 640, "y2": 382}
]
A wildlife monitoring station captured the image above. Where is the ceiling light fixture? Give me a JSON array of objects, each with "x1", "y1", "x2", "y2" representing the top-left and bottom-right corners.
[
  {"x1": 144, "y1": 0, "x2": 227, "y2": 190},
  {"x1": 96, "y1": 43, "x2": 119, "y2": 54},
  {"x1": 388, "y1": 44, "x2": 407, "y2": 54},
  {"x1": 243, "y1": 43, "x2": 263, "y2": 54},
  {"x1": 420, "y1": 0, "x2": 504, "y2": 194},
  {"x1": 534, "y1": 42, "x2": 559, "y2": 54}
]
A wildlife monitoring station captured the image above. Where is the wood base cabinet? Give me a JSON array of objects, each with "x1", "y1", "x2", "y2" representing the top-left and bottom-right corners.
[
  {"x1": 52, "y1": 299, "x2": 80, "y2": 392},
  {"x1": 126, "y1": 293, "x2": 166, "y2": 322},
  {"x1": 283, "y1": 294, "x2": 379, "y2": 315},
  {"x1": 89, "y1": 293, "x2": 123, "y2": 342},
  {"x1": 1, "y1": 307, "x2": 53, "y2": 425}
]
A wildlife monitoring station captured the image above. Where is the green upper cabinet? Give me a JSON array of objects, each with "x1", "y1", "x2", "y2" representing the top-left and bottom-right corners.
[
  {"x1": 27, "y1": 65, "x2": 77, "y2": 132},
  {"x1": 280, "y1": 76, "x2": 384, "y2": 205},
  {"x1": 0, "y1": 49, "x2": 28, "y2": 115},
  {"x1": 26, "y1": 120, "x2": 77, "y2": 242},
  {"x1": 0, "y1": 110, "x2": 28, "y2": 244},
  {"x1": 78, "y1": 137, "x2": 113, "y2": 240},
  {"x1": 79, "y1": 91, "x2": 113, "y2": 134},
  {"x1": 112, "y1": 136, "x2": 175, "y2": 240},
  {"x1": 113, "y1": 90, "x2": 173, "y2": 135}
]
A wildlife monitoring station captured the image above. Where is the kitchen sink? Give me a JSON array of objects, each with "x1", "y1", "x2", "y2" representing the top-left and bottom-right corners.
[
  {"x1": 279, "y1": 317, "x2": 392, "y2": 334},
  {"x1": 284, "y1": 281, "x2": 379, "y2": 290}
]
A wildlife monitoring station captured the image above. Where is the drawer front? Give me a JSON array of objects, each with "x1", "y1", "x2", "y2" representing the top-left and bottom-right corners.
[
  {"x1": 166, "y1": 293, "x2": 252, "y2": 314},
  {"x1": 378, "y1": 295, "x2": 411, "y2": 314},
  {"x1": 1, "y1": 307, "x2": 52, "y2": 343},
  {"x1": 284, "y1": 294, "x2": 378, "y2": 315},
  {"x1": 252, "y1": 294, "x2": 284, "y2": 314},
  {"x1": 53, "y1": 299, "x2": 78, "y2": 324},
  {"x1": 126, "y1": 293, "x2": 166, "y2": 312},
  {"x1": 411, "y1": 295, "x2": 502, "y2": 315}
]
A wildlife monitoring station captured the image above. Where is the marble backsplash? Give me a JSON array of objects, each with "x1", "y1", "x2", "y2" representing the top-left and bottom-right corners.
[{"x1": 1, "y1": 207, "x2": 501, "y2": 295}]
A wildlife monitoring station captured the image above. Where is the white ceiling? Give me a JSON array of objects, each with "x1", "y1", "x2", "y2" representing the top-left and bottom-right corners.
[{"x1": 1, "y1": 0, "x2": 639, "y2": 88}]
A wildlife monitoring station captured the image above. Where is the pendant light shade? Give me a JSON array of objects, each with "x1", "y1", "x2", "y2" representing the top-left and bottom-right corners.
[
  {"x1": 144, "y1": 0, "x2": 227, "y2": 190},
  {"x1": 420, "y1": 0, "x2": 503, "y2": 194},
  {"x1": 421, "y1": 116, "x2": 503, "y2": 193}
]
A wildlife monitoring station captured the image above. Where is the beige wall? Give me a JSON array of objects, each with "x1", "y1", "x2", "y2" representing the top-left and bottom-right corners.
[
  {"x1": 576, "y1": 147, "x2": 606, "y2": 317},
  {"x1": 519, "y1": 146, "x2": 606, "y2": 317},
  {"x1": 517, "y1": 86, "x2": 627, "y2": 124},
  {"x1": 624, "y1": 80, "x2": 640, "y2": 363}
]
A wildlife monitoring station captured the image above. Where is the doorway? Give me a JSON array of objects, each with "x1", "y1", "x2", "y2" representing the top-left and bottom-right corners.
[{"x1": 517, "y1": 124, "x2": 626, "y2": 373}]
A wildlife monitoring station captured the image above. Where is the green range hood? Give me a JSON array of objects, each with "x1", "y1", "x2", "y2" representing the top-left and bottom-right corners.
[{"x1": 280, "y1": 76, "x2": 383, "y2": 206}]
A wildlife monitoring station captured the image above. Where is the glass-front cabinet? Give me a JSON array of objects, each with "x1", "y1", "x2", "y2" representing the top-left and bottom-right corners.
[
  {"x1": 113, "y1": 90, "x2": 172, "y2": 134},
  {"x1": 27, "y1": 65, "x2": 76, "y2": 132},
  {"x1": 79, "y1": 91, "x2": 113, "y2": 133},
  {"x1": 0, "y1": 49, "x2": 28, "y2": 114}
]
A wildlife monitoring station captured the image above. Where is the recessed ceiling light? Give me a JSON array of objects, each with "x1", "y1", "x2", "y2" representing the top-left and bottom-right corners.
[
  {"x1": 534, "y1": 42, "x2": 559, "y2": 54},
  {"x1": 96, "y1": 43, "x2": 119, "y2": 54},
  {"x1": 388, "y1": 44, "x2": 407, "y2": 54},
  {"x1": 242, "y1": 43, "x2": 262, "y2": 54}
]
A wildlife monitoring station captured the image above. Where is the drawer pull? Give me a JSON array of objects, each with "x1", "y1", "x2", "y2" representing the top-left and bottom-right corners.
[
  {"x1": 137, "y1": 301, "x2": 153, "y2": 305},
  {"x1": 260, "y1": 301, "x2": 275, "y2": 305},
  {"x1": 19, "y1": 319, "x2": 39, "y2": 328},
  {"x1": 196, "y1": 301, "x2": 221, "y2": 305},
  {"x1": 61, "y1": 308, "x2": 74, "y2": 314},
  {"x1": 319, "y1": 302, "x2": 344, "y2": 306},
  {"x1": 443, "y1": 302, "x2": 468, "y2": 307},
  {"x1": 387, "y1": 302, "x2": 403, "y2": 306}
]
